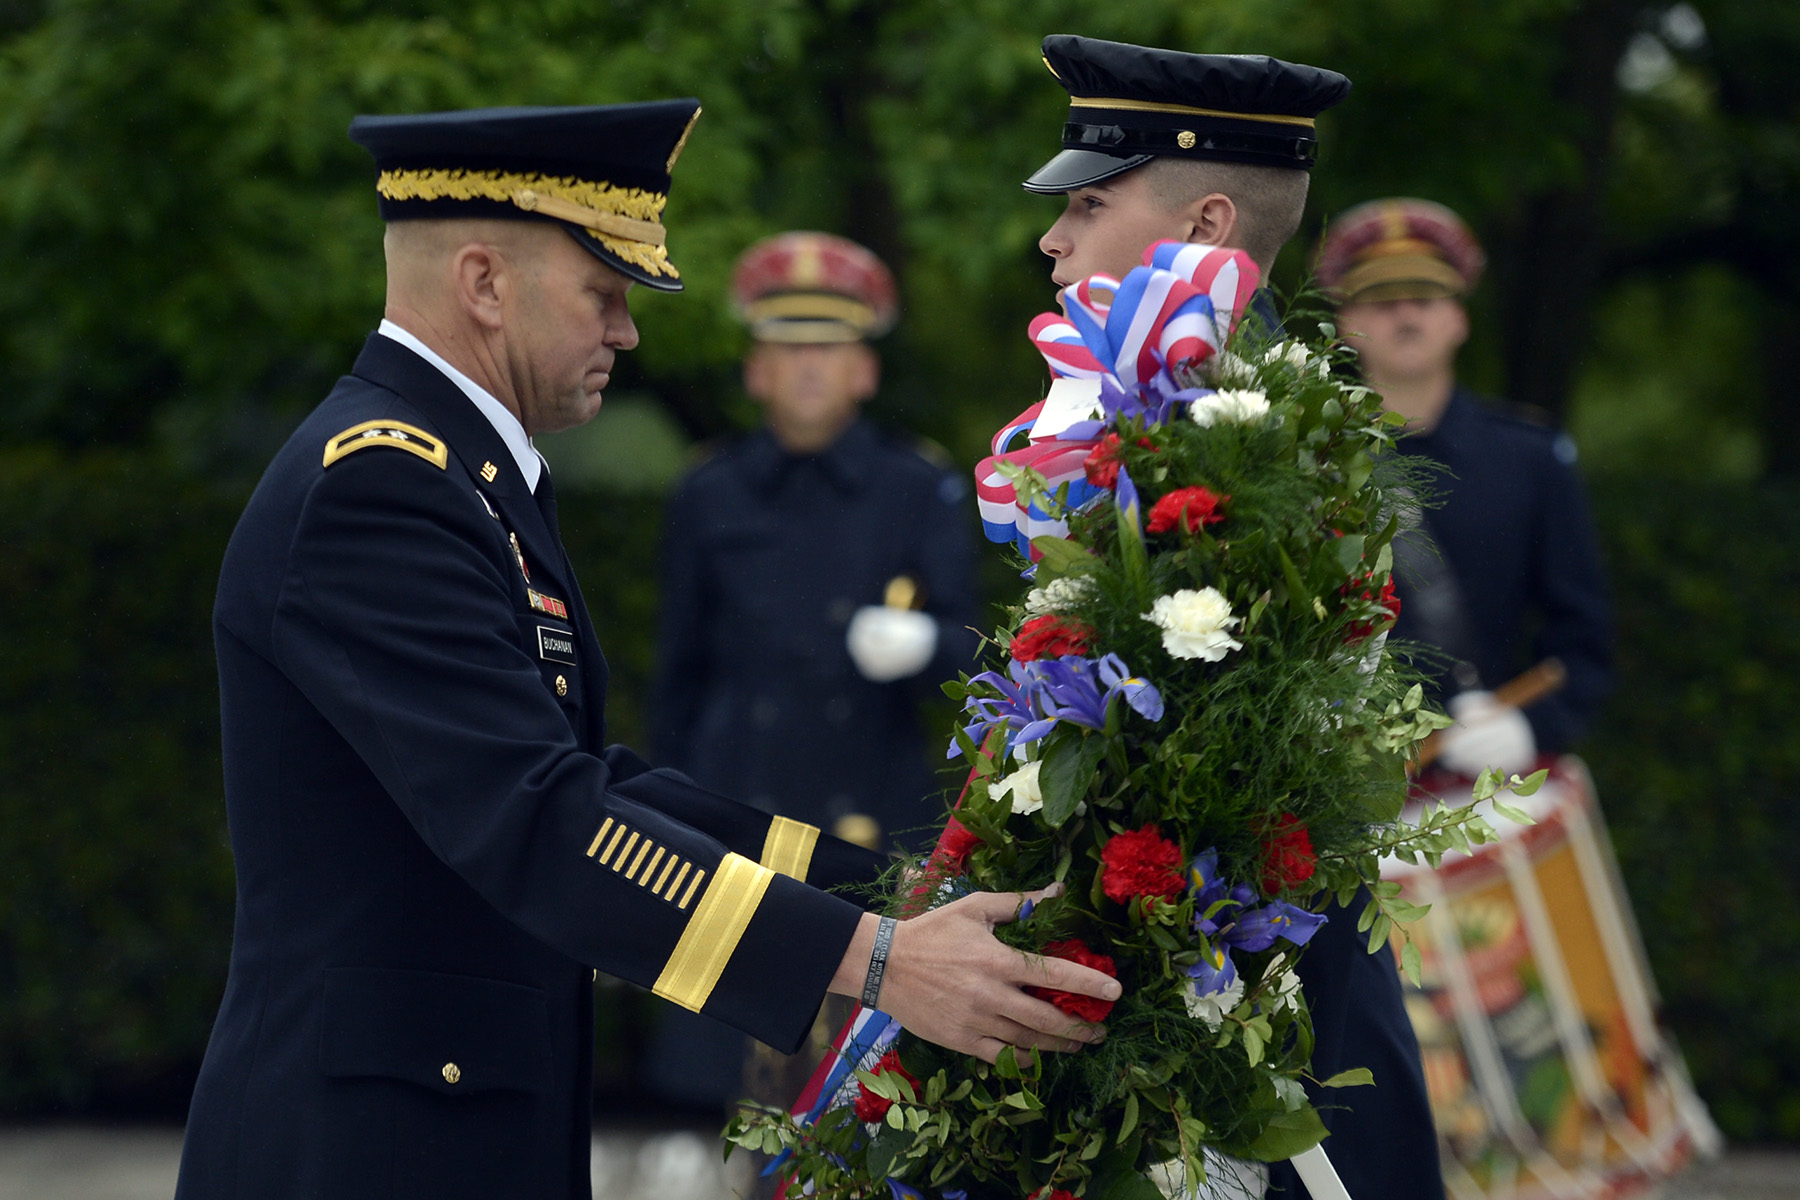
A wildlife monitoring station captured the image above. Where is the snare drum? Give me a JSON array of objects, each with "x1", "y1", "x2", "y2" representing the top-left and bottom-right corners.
[{"x1": 1382, "y1": 757, "x2": 1720, "y2": 1200}]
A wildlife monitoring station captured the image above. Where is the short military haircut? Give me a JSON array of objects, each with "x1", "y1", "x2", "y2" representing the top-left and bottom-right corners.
[{"x1": 1140, "y1": 157, "x2": 1310, "y2": 273}]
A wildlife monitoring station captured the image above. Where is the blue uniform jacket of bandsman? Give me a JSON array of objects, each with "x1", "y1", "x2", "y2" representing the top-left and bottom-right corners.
[
  {"x1": 176, "y1": 334, "x2": 884, "y2": 1200},
  {"x1": 651, "y1": 419, "x2": 980, "y2": 852},
  {"x1": 1392, "y1": 385, "x2": 1614, "y2": 751}
]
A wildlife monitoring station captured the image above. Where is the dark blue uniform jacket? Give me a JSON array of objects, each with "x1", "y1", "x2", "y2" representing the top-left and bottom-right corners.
[
  {"x1": 176, "y1": 335, "x2": 883, "y2": 1200},
  {"x1": 1391, "y1": 386, "x2": 1614, "y2": 752},
  {"x1": 652, "y1": 420, "x2": 980, "y2": 852}
]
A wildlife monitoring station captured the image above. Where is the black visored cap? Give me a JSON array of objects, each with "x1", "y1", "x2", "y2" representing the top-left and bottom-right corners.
[
  {"x1": 1023, "y1": 36, "x2": 1351, "y2": 193},
  {"x1": 349, "y1": 100, "x2": 702, "y2": 292}
]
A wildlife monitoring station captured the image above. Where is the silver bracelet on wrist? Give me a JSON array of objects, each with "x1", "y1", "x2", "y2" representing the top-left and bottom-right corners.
[{"x1": 862, "y1": 915, "x2": 897, "y2": 1010}]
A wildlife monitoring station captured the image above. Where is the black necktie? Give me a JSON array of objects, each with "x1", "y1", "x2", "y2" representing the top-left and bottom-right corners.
[{"x1": 533, "y1": 468, "x2": 562, "y2": 544}]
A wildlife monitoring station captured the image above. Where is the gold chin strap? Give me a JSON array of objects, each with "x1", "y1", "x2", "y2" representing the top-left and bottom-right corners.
[{"x1": 512, "y1": 189, "x2": 666, "y2": 246}]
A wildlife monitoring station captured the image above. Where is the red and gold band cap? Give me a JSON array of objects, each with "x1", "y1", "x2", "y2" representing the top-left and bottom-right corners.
[
  {"x1": 731, "y1": 232, "x2": 898, "y2": 343},
  {"x1": 1316, "y1": 198, "x2": 1486, "y2": 304}
]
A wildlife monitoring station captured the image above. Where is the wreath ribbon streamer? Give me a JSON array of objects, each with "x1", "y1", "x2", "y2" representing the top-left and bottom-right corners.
[{"x1": 974, "y1": 242, "x2": 1261, "y2": 556}]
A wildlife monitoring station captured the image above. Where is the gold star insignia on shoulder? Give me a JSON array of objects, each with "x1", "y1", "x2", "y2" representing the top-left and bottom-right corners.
[{"x1": 322, "y1": 420, "x2": 447, "y2": 470}]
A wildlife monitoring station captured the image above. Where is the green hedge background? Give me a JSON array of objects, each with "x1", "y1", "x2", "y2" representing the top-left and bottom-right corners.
[{"x1": 3, "y1": 447, "x2": 1797, "y2": 1140}]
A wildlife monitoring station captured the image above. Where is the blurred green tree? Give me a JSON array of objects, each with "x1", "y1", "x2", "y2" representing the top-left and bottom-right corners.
[{"x1": 2, "y1": 0, "x2": 1794, "y2": 474}]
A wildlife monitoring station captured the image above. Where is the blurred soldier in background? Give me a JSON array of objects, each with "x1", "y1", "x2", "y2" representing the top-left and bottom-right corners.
[
  {"x1": 645, "y1": 231, "x2": 980, "y2": 1113},
  {"x1": 1317, "y1": 199, "x2": 1614, "y2": 777}
]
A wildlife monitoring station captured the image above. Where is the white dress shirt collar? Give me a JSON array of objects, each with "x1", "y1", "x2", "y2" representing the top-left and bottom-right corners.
[{"x1": 376, "y1": 319, "x2": 544, "y2": 492}]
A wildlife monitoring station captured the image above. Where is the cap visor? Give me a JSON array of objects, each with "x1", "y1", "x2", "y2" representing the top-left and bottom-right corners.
[
  {"x1": 561, "y1": 224, "x2": 684, "y2": 293},
  {"x1": 1022, "y1": 149, "x2": 1152, "y2": 194}
]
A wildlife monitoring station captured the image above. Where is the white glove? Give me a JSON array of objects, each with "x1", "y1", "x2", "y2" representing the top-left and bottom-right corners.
[
  {"x1": 846, "y1": 606, "x2": 939, "y2": 682},
  {"x1": 1437, "y1": 689, "x2": 1537, "y2": 778}
]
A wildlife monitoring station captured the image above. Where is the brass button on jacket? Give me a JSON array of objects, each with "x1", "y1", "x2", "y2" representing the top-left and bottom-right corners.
[
  {"x1": 442, "y1": 1062, "x2": 461, "y2": 1085},
  {"x1": 555, "y1": 675, "x2": 568, "y2": 697}
]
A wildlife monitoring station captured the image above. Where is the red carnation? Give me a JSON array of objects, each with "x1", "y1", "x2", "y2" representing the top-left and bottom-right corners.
[
  {"x1": 1145, "y1": 486, "x2": 1229, "y2": 535},
  {"x1": 1260, "y1": 814, "x2": 1317, "y2": 894},
  {"x1": 852, "y1": 1048, "x2": 920, "y2": 1123},
  {"x1": 1342, "y1": 572, "x2": 1402, "y2": 643},
  {"x1": 1010, "y1": 614, "x2": 1094, "y2": 662},
  {"x1": 1026, "y1": 939, "x2": 1118, "y2": 1023},
  {"x1": 1083, "y1": 434, "x2": 1125, "y2": 489},
  {"x1": 1100, "y1": 823, "x2": 1188, "y2": 904},
  {"x1": 937, "y1": 818, "x2": 982, "y2": 869},
  {"x1": 1082, "y1": 434, "x2": 1157, "y2": 489},
  {"x1": 1036, "y1": 1191, "x2": 1078, "y2": 1200}
]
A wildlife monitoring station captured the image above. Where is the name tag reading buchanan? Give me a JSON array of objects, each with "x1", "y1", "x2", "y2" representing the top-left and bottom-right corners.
[{"x1": 537, "y1": 626, "x2": 578, "y2": 665}]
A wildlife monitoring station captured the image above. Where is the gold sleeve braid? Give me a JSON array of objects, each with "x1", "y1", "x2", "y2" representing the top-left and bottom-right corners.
[
  {"x1": 652, "y1": 853, "x2": 775, "y2": 1011},
  {"x1": 375, "y1": 167, "x2": 677, "y2": 280},
  {"x1": 759, "y1": 816, "x2": 819, "y2": 881}
]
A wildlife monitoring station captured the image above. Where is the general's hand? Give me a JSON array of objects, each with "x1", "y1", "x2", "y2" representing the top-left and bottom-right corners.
[
  {"x1": 1438, "y1": 689, "x2": 1537, "y2": 777},
  {"x1": 830, "y1": 885, "x2": 1118, "y2": 1063}
]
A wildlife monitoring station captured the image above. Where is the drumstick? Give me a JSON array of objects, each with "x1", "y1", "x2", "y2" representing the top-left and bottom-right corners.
[{"x1": 1414, "y1": 657, "x2": 1566, "y2": 771}]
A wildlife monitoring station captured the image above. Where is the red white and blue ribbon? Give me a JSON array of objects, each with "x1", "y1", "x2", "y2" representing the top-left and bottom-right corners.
[{"x1": 975, "y1": 242, "x2": 1261, "y2": 555}]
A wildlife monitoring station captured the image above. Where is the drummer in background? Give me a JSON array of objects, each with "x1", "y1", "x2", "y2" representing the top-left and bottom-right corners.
[{"x1": 1316, "y1": 199, "x2": 1614, "y2": 775}]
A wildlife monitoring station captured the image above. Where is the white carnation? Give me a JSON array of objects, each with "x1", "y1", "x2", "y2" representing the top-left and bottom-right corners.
[
  {"x1": 1142, "y1": 588, "x2": 1244, "y2": 662},
  {"x1": 1188, "y1": 389, "x2": 1271, "y2": 429},
  {"x1": 1183, "y1": 973, "x2": 1245, "y2": 1028},
  {"x1": 1022, "y1": 575, "x2": 1095, "y2": 618},
  {"x1": 991, "y1": 760, "x2": 1044, "y2": 815},
  {"x1": 1209, "y1": 350, "x2": 1257, "y2": 386},
  {"x1": 1264, "y1": 964, "x2": 1304, "y2": 1016}
]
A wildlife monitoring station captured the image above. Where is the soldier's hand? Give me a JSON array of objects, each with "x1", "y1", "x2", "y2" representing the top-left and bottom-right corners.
[
  {"x1": 829, "y1": 885, "x2": 1117, "y2": 1063},
  {"x1": 1439, "y1": 689, "x2": 1537, "y2": 777},
  {"x1": 846, "y1": 606, "x2": 938, "y2": 681}
]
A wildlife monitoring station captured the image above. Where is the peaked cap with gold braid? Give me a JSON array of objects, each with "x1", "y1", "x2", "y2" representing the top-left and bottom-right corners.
[
  {"x1": 731, "y1": 232, "x2": 898, "y2": 344},
  {"x1": 349, "y1": 100, "x2": 702, "y2": 292},
  {"x1": 1024, "y1": 36, "x2": 1351, "y2": 194}
]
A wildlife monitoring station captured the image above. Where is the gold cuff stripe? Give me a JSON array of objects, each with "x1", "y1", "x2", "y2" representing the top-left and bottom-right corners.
[
  {"x1": 653, "y1": 853, "x2": 774, "y2": 1011},
  {"x1": 661, "y1": 862, "x2": 692, "y2": 901},
  {"x1": 629, "y1": 843, "x2": 662, "y2": 883},
  {"x1": 598, "y1": 826, "x2": 629, "y2": 867},
  {"x1": 648, "y1": 852, "x2": 677, "y2": 895},
  {"x1": 760, "y1": 816, "x2": 819, "y2": 881},
  {"x1": 678, "y1": 868, "x2": 707, "y2": 910},
  {"x1": 586, "y1": 817, "x2": 616, "y2": 859},
  {"x1": 1067, "y1": 96, "x2": 1317, "y2": 129},
  {"x1": 375, "y1": 168, "x2": 679, "y2": 280},
  {"x1": 322, "y1": 421, "x2": 448, "y2": 471}
]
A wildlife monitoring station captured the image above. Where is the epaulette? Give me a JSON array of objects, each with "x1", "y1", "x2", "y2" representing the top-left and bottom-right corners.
[{"x1": 322, "y1": 420, "x2": 448, "y2": 470}]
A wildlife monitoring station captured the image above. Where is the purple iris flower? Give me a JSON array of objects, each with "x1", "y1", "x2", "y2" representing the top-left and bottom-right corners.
[
  {"x1": 1232, "y1": 900, "x2": 1328, "y2": 952},
  {"x1": 1031, "y1": 653, "x2": 1165, "y2": 737},
  {"x1": 949, "y1": 661, "x2": 1042, "y2": 759},
  {"x1": 1114, "y1": 462, "x2": 1142, "y2": 535},
  {"x1": 1098, "y1": 653, "x2": 1166, "y2": 722},
  {"x1": 1187, "y1": 849, "x2": 1327, "y2": 997},
  {"x1": 1186, "y1": 942, "x2": 1239, "y2": 996}
]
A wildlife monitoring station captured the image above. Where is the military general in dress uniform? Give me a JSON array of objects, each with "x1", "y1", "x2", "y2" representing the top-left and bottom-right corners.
[
  {"x1": 1316, "y1": 199, "x2": 1614, "y2": 777},
  {"x1": 174, "y1": 101, "x2": 1119, "y2": 1200},
  {"x1": 645, "y1": 232, "x2": 980, "y2": 1112}
]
